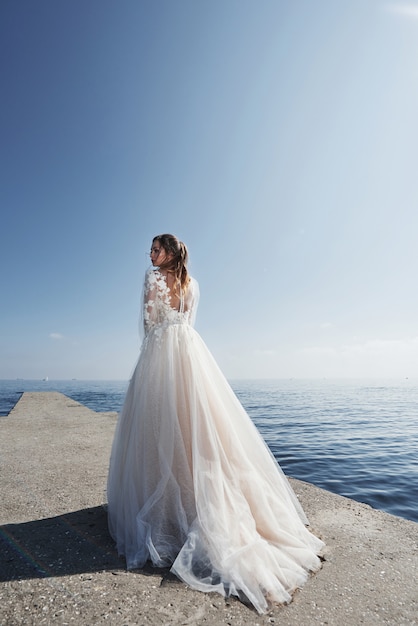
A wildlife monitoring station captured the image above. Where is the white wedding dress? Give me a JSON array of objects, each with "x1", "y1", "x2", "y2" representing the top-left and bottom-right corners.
[{"x1": 107, "y1": 268, "x2": 324, "y2": 614}]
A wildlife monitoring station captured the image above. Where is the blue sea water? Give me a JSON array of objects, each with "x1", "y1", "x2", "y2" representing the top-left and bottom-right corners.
[{"x1": 1, "y1": 378, "x2": 417, "y2": 524}]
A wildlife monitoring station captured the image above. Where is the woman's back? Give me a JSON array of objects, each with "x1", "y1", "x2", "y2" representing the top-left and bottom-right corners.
[{"x1": 143, "y1": 268, "x2": 199, "y2": 335}]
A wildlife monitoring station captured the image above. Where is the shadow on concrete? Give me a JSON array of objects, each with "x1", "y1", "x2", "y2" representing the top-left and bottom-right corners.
[{"x1": 0, "y1": 505, "x2": 172, "y2": 583}]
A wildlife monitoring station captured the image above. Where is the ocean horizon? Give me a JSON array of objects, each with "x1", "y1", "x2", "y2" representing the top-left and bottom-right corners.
[{"x1": 1, "y1": 377, "x2": 417, "y2": 524}]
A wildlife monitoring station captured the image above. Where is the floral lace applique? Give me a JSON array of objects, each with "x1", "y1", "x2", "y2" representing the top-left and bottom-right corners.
[{"x1": 143, "y1": 269, "x2": 191, "y2": 341}]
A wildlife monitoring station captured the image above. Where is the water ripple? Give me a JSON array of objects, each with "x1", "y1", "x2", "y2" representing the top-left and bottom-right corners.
[
  {"x1": 1, "y1": 378, "x2": 417, "y2": 523},
  {"x1": 232, "y1": 379, "x2": 418, "y2": 523}
]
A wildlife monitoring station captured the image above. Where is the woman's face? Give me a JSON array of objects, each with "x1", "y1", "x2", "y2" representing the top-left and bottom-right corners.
[{"x1": 150, "y1": 240, "x2": 168, "y2": 266}]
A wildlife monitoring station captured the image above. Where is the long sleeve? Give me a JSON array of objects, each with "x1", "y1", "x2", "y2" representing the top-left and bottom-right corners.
[
  {"x1": 184, "y1": 278, "x2": 200, "y2": 327},
  {"x1": 142, "y1": 269, "x2": 158, "y2": 336}
]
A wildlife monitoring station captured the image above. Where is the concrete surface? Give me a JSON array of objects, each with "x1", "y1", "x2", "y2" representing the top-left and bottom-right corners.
[{"x1": 0, "y1": 392, "x2": 417, "y2": 625}]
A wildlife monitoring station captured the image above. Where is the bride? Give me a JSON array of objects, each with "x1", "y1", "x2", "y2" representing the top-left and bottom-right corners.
[{"x1": 107, "y1": 233, "x2": 324, "y2": 614}]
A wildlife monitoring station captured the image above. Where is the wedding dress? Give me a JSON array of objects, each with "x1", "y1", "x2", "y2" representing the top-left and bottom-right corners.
[{"x1": 107, "y1": 268, "x2": 324, "y2": 614}]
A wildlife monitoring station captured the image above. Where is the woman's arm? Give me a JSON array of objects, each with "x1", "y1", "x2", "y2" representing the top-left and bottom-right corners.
[
  {"x1": 142, "y1": 270, "x2": 158, "y2": 335},
  {"x1": 185, "y1": 278, "x2": 200, "y2": 327}
]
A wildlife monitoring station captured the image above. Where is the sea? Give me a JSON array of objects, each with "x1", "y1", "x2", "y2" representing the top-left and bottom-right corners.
[{"x1": 1, "y1": 378, "x2": 417, "y2": 524}]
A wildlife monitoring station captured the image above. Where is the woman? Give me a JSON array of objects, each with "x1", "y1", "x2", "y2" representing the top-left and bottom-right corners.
[{"x1": 107, "y1": 233, "x2": 324, "y2": 614}]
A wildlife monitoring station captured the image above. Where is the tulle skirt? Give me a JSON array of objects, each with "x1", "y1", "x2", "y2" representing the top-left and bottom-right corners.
[{"x1": 107, "y1": 322, "x2": 324, "y2": 613}]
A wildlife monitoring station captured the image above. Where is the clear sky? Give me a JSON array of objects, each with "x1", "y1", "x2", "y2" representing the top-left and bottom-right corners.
[{"x1": 1, "y1": 0, "x2": 418, "y2": 380}]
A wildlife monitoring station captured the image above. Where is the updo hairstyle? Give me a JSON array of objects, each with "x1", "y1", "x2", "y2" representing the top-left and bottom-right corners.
[{"x1": 153, "y1": 233, "x2": 190, "y2": 294}]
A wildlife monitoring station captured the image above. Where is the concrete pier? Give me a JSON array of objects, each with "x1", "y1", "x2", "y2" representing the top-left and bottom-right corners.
[{"x1": 0, "y1": 392, "x2": 417, "y2": 625}]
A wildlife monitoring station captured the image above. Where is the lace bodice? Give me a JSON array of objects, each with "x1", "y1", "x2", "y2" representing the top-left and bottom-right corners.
[{"x1": 142, "y1": 268, "x2": 199, "y2": 337}]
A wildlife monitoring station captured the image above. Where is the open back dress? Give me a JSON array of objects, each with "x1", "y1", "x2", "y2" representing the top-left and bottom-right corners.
[{"x1": 107, "y1": 268, "x2": 324, "y2": 614}]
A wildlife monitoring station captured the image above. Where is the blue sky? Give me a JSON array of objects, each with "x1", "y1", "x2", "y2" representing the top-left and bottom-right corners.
[{"x1": 1, "y1": 0, "x2": 418, "y2": 380}]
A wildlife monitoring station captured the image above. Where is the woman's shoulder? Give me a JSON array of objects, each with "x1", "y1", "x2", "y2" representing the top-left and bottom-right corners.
[
  {"x1": 186, "y1": 275, "x2": 199, "y2": 297},
  {"x1": 144, "y1": 267, "x2": 166, "y2": 290},
  {"x1": 145, "y1": 267, "x2": 162, "y2": 280}
]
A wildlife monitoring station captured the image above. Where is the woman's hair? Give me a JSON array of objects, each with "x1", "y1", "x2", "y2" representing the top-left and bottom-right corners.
[{"x1": 153, "y1": 233, "x2": 190, "y2": 293}]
